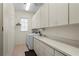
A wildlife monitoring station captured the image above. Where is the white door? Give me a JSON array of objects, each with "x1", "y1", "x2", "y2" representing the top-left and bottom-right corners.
[
  {"x1": 69, "y1": 3, "x2": 79, "y2": 24},
  {"x1": 3, "y1": 3, "x2": 15, "y2": 56},
  {"x1": 40, "y1": 4, "x2": 49, "y2": 28},
  {"x1": 0, "y1": 3, "x2": 3, "y2": 56}
]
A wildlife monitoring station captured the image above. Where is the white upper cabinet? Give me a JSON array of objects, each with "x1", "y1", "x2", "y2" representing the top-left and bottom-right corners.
[
  {"x1": 35, "y1": 9, "x2": 40, "y2": 28},
  {"x1": 32, "y1": 14, "x2": 36, "y2": 29},
  {"x1": 32, "y1": 9, "x2": 40, "y2": 29},
  {"x1": 56, "y1": 3, "x2": 68, "y2": 26},
  {"x1": 40, "y1": 4, "x2": 49, "y2": 28},
  {"x1": 32, "y1": 3, "x2": 72, "y2": 29},
  {"x1": 49, "y1": 3, "x2": 68, "y2": 27},
  {"x1": 69, "y1": 3, "x2": 79, "y2": 24},
  {"x1": 49, "y1": 3, "x2": 57, "y2": 27}
]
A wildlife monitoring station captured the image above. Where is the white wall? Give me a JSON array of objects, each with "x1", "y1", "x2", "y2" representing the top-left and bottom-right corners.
[
  {"x1": 3, "y1": 3, "x2": 16, "y2": 56},
  {"x1": 0, "y1": 3, "x2": 3, "y2": 56},
  {"x1": 15, "y1": 11, "x2": 33, "y2": 45}
]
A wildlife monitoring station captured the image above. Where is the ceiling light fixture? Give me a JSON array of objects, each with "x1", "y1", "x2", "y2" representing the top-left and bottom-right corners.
[{"x1": 25, "y1": 3, "x2": 31, "y2": 11}]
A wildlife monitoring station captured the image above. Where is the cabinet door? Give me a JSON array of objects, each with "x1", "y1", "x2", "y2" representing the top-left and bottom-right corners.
[
  {"x1": 69, "y1": 3, "x2": 79, "y2": 24},
  {"x1": 55, "y1": 50, "x2": 65, "y2": 56},
  {"x1": 49, "y1": 3, "x2": 68, "y2": 27},
  {"x1": 56, "y1": 3, "x2": 68, "y2": 26},
  {"x1": 34, "y1": 39, "x2": 45, "y2": 56},
  {"x1": 40, "y1": 4, "x2": 49, "y2": 28},
  {"x1": 34, "y1": 38, "x2": 40, "y2": 55},
  {"x1": 32, "y1": 15, "x2": 36, "y2": 29},
  {"x1": 41, "y1": 43, "x2": 55, "y2": 56},
  {"x1": 34, "y1": 39, "x2": 54, "y2": 56},
  {"x1": 35, "y1": 9, "x2": 40, "y2": 28},
  {"x1": 49, "y1": 3, "x2": 57, "y2": 27}
]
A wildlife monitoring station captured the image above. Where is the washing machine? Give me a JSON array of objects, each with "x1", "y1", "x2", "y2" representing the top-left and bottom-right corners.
[{"x1": 26, "y1": 33, "x2": 38, "y2": 50}]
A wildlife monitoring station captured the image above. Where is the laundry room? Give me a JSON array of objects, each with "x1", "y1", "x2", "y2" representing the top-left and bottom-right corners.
[{"x1": 0, "y1": 0, "x2": 79, "y2": 57}]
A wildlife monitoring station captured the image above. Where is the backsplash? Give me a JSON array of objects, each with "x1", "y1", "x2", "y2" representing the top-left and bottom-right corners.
[{"x1": 40, "y1": 24, "x2": 79, "y2": 41}]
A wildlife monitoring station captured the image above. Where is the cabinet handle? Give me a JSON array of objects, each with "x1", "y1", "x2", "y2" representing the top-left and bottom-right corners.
[{"x1": 2, "y1": 26, "x2": 3, "y2": 31}]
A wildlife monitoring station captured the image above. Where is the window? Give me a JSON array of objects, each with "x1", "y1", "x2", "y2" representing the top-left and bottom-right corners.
[{"x1": 20, "y1": 18, "x2": 28, "y2": 31}]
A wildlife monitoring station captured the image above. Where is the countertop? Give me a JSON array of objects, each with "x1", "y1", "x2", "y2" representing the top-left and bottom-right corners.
[{"x1": 34, "y1": 36, "x2": 79, "y2": 56}]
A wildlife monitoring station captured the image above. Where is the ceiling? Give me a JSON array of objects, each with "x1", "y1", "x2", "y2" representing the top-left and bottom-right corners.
[{"x1": 14, "y1": 3, "x2": 43, "y2": 13}]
